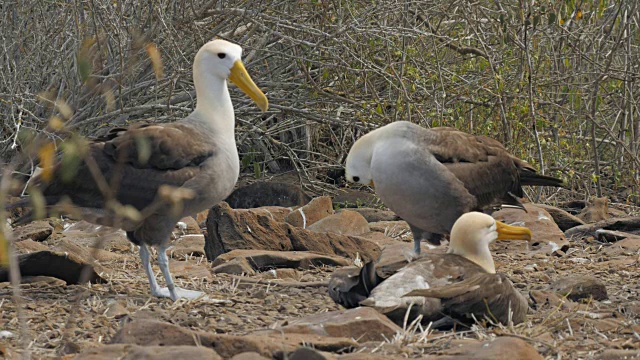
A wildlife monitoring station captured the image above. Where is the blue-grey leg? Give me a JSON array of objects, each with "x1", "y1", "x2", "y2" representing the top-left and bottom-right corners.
[
  {"x1": 409, "y1": 224, "x2": 445, "y2": 255},
  {"x1": 157, "y1": 245, "x2": 205, "y2": 301},
  {"x1": 139, "y1": 244, "x2": 164, "y2": 297}
]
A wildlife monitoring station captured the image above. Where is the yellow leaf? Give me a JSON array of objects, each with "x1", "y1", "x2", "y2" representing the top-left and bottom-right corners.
[
  {"x1": 576, "y1": 10, "x2": 582, "y2": 20},
  {"x1": 145, "y1": 43, "x2": 164, "y2": 80},
  {"x1": 0, "y1": 231, "x2": 8, "y2": 267},
  {"x1": 103, "y1": 88, "x2": 116, "y2": 112},
  {"x1": 48, "y1": 116, "x2": 65, "y2": 130},
  {"x1": 38, "y1": 142, "x2": 56, "y2": 182},
  {"x1": 55, "y1": 99, "x2": 74, "y2": 119}
]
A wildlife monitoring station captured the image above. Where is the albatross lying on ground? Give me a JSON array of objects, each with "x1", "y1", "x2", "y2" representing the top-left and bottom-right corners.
[
  {"x1": 11, "y1": 39, "x2": 268, "y2": 301},
  {"x1": 329, "y1": 212, "x2": 531, "y2": 327},
  {"x1": 345, "y1": 121, "x2": 564, "y2": 254}
]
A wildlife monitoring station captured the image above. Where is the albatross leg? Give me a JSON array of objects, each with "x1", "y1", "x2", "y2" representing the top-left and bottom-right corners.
[
  {"x1": 157, "y1": 245, "x2": 205, "y2": 301},
  {"x1": 409, "y1": 225, "x2": 445, "y2": 256},
  {"x1": 139, "y1": 244, "x2": 165, "y2": 297}
]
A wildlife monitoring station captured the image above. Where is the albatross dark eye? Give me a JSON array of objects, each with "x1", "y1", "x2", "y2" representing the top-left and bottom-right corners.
[
  {"x1": 217, "y1": 53, "x2": 226, "y2": 59},
  {"x1": 353, "y1": 176, "x2": 360, "y2": 182}
]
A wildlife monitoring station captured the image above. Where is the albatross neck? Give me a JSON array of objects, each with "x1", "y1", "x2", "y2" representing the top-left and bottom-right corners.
[
  {"x1": 193, "y1": 72, "x2": 236, "y2": 136},
  {"x1": 448, "y1": 246, "x2": 496, "y2": 274}
]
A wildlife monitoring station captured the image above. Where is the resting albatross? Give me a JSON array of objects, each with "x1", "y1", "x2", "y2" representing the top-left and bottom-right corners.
[
  {"x1": 13, "y1": 39, "x2": 268, "y2": 300},
  {"x1": 345, "y1": 121, "x2": 564, "y2": 254},
  {"x1": 329, "y1": 212, "x2": 531, "y2": 327}
]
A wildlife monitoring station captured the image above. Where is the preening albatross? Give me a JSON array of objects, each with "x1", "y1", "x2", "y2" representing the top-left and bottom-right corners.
[
  {"x1": 14, "y1": 39, "x2": 268, "y2": 301},
  {"x1": 329, "y1": 212, "x2": 531, "y2": 327},
  {"x1": 345, "y1": 121, "x2": 564, "y2": 255}
]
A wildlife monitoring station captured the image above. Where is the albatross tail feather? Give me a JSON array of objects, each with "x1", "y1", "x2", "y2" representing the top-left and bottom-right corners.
[{"x1": 520, "y1": 170, "x2": 566, "y2": 188}]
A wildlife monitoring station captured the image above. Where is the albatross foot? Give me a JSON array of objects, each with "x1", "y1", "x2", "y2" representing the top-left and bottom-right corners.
[{"x1": 151, "y1": 287, "x2": 206, "y2": 301}]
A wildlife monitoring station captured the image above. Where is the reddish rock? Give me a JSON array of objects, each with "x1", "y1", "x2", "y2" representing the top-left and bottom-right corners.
[
  {"x1": 565, "y1": 217, "x2": 640, "y2": 238},
  {"x1": 436, "y1": 336, "x2": 543, "y2": 360},
  {"x1": 307, "y1": 210, "x2": 370, "y2": 236},
  {"x1": 264, "y1": 307, "x2": 401, "y2": 343},
  {"x1": 61, "y1": 222, "x2": 131, "y2": 252},
  {"x1": 212, "y1": 257, "x2": 256, "y2": 275},
  {"x1": 169, "y1": 259, "x2": 211, "y2": 279},
  {"x1": 368, "y1": 221, "x2": 411, "y2": 235},
  {"x1": 596, "y1": 349, "x2": 640, "y2": 360},
  {"x1": 535, "y1": 204, "x2": 585, "y2": 231},
  {"x1": 73, "y1": 344, "x2": 222, "y2": 360},
  {"x1": 230, "y1": 352, "x2": 270, "y2": 360},
  {"x1": 211, "y1": 249, "x2": 350, "y2": 270},
  {"x1": 0, "y1": 238, "x2": 106, "y2": 284},
  {"x1": 577, "y1": 197, "x2": 610, "y2": 223},
  {"x1": 11, "y1": 220, "x2": 53, "y2": 242},
  {"x1": 176, "y1": 216, "x2": 202, "y2": 235},
  {"x1": 286, "y1": 196, "x2": 334, "y2": 228},
  {"x1": 344, "y1": 208, "x2": 400, "y2": 222},
  {"x1": 111, "y1": 319, "x2": 356, "y2": 358},
  {"x1": 205, "y1": 202, "x2": 380, "y2": 262},
  {"x1": 170, "y1": 234, "x2": 206, "y2": 258},
  {"x1": 492, "y1": 204, "x2": 569, "y2": 254},
  {"x1": 602, "y1": 236, "x2": 640, "y2": 256},
  {"x1": 548, "y1": 275, "x2": 608, "y2": 301}
]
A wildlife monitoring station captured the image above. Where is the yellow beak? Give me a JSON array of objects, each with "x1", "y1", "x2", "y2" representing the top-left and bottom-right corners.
[
  {"x1": 496, "y1": 221, "x2": 533, "y2": 241},
  {"x1": 228, "y1": 60, "x2": 269, "y2": 112}
]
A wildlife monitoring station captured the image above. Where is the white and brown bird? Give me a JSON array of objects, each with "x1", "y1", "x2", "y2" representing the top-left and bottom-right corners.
[
  {"x1": 329, "y1": 212, "x2": 531, "y2": 327},
  {"x1": 345, "y1": 121, "x2": 564, "y2": 254},
  {"x1": 11, "y1": 39, "x2": 268, "y2": 301}
]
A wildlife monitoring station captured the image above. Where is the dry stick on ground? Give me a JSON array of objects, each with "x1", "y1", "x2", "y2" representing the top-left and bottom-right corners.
[{"x1": 0, "y1": 166, "x2": 31, "y2": 358}]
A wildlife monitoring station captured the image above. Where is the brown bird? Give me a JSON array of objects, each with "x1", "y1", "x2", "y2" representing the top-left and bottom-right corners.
[
  {"x1": 329, "y1": 212, "x2": 531, "y2": 327},
  {"x1": 345, "y1": 121, "x2": 565, "y2": 255},
  {"x1": 11, "y1": 39, "x2": 268, "y2": 301}
]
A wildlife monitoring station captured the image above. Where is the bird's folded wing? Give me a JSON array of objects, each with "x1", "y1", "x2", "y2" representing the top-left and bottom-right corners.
[{"x1": 103, "y1": 122, "x2": 216, "y2": 169}]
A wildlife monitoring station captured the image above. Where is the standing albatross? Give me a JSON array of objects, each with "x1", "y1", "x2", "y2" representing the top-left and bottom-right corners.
[
  {"x1": 13, "y1": 39, "x2": 268, "y2": 301},
  {"x1": 329, "y1": 212, "x2": 531, "y2": 327},
  {"x1": 345, "y1": 121, "x2": 564, "y2": 255}
]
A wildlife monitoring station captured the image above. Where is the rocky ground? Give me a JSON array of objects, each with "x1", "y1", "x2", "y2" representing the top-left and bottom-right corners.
[{"x1": 1, "y1": 183, "x2": 639, "y2": 359}]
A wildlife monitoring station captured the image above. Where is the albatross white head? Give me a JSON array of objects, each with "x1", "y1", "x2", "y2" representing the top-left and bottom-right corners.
[
  {"x1": 192, "y1": 39, "x2": 268, "y2": 121},
  {"x1": 447, "y1": 212, "x2": 532, "y2": 273},
  {"x1": 345, "y1": 131, "x2": 378, "y2": 187}
]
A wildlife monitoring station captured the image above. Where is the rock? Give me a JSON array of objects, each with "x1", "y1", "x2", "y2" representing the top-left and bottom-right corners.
[
  {"x1": 344, "y1": 208, "x2": 400, "y2": 222},
  {"x1": 20, "y1": 276, "x2": 66, "y2": 286},
  {"x1": 307, "y1": 210, "x2": 370, "y2": 236},
  {"x1": 565, "y1": 217, "x2": 640, "y2": 238},
  {"x1": 602, "y1": 236, "x2": 640, "y2": 256},
  {"x1": 529, "y1": 290, "x2": 572, "y2": 309},
  {"x1": 535, "y1": 204, "x2": 586, "y2": 231},
  {"x1": 0, "y1": 238, "x2": 105, "y2": 284},
  {"x1": 577, "y1": 197, "x2": 611, "y2": 223},
  {"x1": 212, "y1": 257, "x2": 256, "y2": 275},
  {"x1": 225, "y1": 182, "x2": 310, "y2": 209},
  {"x1": 548, "y1": 275, "x2": 608, "y2": 301},
  {"x1": 231, "y1": 352, "x2": 270, "y2": 360},
  {"x1": 104, "y1": 301, "x2": 129, "y2": 318},
  {"x1": 492, "y1": 204, "x2": 569, "y2": 254},
  {"x1": 169, "y1": 259, "x2": 211, "y2": 279},
  {"x1": 356, "y1": 232, "x2": 399, "y2": 248},
  {"x1": 176, "y1": 216, "x2": 202, "y2": 235},
  {"x1": 332, "y1": 189, "x2": 379, "y2": 208},
  {"x1": 11, "y1": 220, "x2": 53, "y2": 242},
  {"x1": 211, "y1": 249, "x2": 350, "y2": 270},
  {"x1": 596, "y1": 350, "x2": 640, "y2": 360},
  {"x1": 260, "y1": 268, "x2": 301, "y2": 280},
  {"x1": 288, "y1": 347, "x2": 333, "y2": 360},
  {"x1": 205, "y1": 202, "x2": 380, "y2": 262},
  {"x1": 73, "y1": 344, "x2": 222, "y2": 360},
  {"x1": 14, "y1": 239, "x2": 49, "y2": 253},
  {"x1": 112, "y1": 319, "x2": 356, "y2": 358},
  {"x1": 265, "y1": 307, "x2": 401, "y2": 343},
  {"x1": 170, "y1": 234, "x2": 206, "y2": 258},
  {"x1": 437, "y1": 336, "x2": 543, "y2": 360},
  {"x1": 368, "y1": 221, "x2": 411, "y2": 236},
  {"x1": 61, "y1": 222, "x2": 131, "y2": 252},
  {"x1": 286, "y1": 196, "x2": 334, "y2": 228}
]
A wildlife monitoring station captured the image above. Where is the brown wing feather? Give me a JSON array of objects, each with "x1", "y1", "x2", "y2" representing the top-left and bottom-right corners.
[
  {"x1": 37, "y1": 121, "x2": 214, "y2": 212},
  {"x1": 405, "y1": 272, "x2": 528, "y2": 325},
  {"x1": 103, "y1": 122, "x2": 215, "y2": 169},
  {"x1": 420, "y1": 128, "x2": 524, "y2": 207}
]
